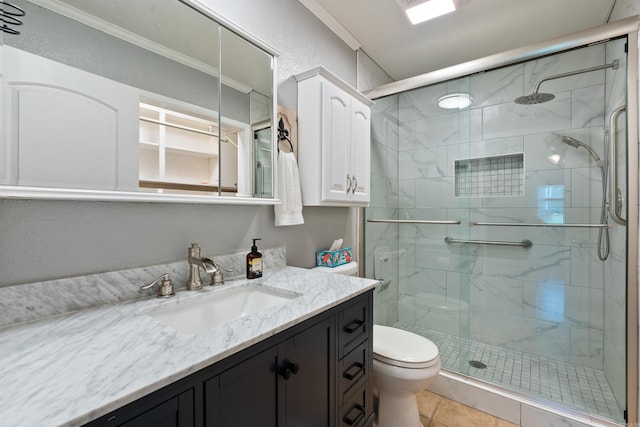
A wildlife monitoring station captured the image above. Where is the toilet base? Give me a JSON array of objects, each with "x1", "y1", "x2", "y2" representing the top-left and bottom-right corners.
[{"x1": 374, "y1": 389, "x2": 422, "y2": 427}]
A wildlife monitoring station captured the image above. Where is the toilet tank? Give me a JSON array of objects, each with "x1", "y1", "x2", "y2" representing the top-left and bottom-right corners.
[{"x1": 311, "y1": 261, "x2": 358, "y2": 276}]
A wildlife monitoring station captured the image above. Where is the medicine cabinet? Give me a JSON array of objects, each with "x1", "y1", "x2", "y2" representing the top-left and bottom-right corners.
[{"x1": 0, "y1": 0, "x2": 278, "y2": 204}]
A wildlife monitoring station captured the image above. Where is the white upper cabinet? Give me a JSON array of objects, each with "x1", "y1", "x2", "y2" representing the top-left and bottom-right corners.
[{"x1": 295, "y1": 66, "x2": 373, "y2": 206}]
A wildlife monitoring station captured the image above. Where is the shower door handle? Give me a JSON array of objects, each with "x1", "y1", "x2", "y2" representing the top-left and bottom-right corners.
[{"x1": 609, "y1": 106, "x2": 627, "y2": 226}]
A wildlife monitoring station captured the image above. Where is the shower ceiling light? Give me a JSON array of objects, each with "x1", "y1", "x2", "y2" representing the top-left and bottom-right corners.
[
  {"x1": 397, "y1": 0, "x2": 456, "y2": 25},
  {"x1": 437, "y1": 93, "x2": 472, "y2": 109}
]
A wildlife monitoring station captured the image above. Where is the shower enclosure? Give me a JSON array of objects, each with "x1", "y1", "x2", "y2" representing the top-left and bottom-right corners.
[{"x1": 365, "y1": 17, "x2": 638, "y2": 425}]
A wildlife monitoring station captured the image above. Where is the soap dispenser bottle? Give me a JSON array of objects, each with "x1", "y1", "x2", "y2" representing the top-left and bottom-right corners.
[{"x1": 247, "y1": 238, "x2": 263, "y2": 279}]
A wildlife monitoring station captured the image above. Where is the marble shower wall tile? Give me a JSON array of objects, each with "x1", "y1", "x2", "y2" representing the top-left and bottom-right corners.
[
  {"x1": 481, "y1": 244, "x2": 571, "y2": 284},
  {"x1": 399, "y1": 266, "x2": 447, "y2": 297},
  {"x1": 469, "y1": 274, "x2": 524, "y2": 316},
  {"x1": 399, "y1": 146, "x2": 449, "y2": 179},
  {"x1": 370, "y1": 95, "x2": 400, "y2": 149},
  {"x1": 368, "y1": 98, "x2": 401, "y2": 324},
  {"x1": 469, "y1": 63, "x2": 524, "y2": 108},
  {"x1": 571, "y1": 84, "x2": 605, "y2": 129},
  {"x1": 470, "y1": 308, "x2": 570, "y2": 361},
  {"x1": 483, "y1": 91, "x2": 572, "y2": 141}
]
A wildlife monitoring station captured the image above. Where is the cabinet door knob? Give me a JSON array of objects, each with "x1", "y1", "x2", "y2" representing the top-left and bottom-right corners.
[
  {"x1": 288, "y1": 362, "x2": 300, "y2": 374},
  {"x1": 279, "y1": 361, "x2": 300, "y2": 379}
]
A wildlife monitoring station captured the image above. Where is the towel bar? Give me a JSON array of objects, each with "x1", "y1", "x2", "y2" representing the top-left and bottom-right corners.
[
  {"x1": 470, "y1": 222, "x2": 608, "y2": 228},
  {"x1": 367, "y1": 219, "x2": 460, "y2": 225},
  {"x1": 444, "y1": 237, "x2": 533, "y2": 249}
]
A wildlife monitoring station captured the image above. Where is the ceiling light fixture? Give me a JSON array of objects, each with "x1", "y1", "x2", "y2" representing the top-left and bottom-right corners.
[
  {"x1": 437, "y1": 93, "x2": 472, "y2": 109},
  {"x1": 398, "y1": 0, "x2": 456, "y2": 25}
]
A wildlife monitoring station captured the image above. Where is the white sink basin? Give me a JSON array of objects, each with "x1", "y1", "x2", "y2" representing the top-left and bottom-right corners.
[{"x1": 145, "y1": 284, "x2": 300, "y2": 334}]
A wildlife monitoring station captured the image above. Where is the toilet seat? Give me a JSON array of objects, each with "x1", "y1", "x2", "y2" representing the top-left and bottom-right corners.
[{"x1": 373, "y1": 325, "x2": 439, "y2": 368}]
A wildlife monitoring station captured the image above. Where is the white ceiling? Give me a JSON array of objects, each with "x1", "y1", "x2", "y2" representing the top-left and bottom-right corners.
[{"x1": 307, "y1": 0, "x2": 617, "y2": 81}]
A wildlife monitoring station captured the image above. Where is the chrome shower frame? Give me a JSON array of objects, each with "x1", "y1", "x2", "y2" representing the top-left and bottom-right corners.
[{"x1": 364, "y1": 16, "x2": 640, "y2": 425}]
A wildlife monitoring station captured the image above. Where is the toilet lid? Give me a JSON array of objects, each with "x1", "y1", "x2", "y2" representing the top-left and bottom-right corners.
[{"x1": 373, "y1": 325, "x2": 439, "y2": 368}]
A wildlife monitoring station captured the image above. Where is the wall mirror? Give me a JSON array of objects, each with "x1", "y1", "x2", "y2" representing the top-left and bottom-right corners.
[{"x1": 0, "y1": 0, "x2": 278, "y2": 204}]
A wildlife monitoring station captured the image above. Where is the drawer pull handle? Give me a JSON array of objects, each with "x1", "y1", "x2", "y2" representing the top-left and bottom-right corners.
[
  {"x1": 279, "y1": 361, "x2": 300, "y2": 380},
  {"x1": 343, "y1": 319, "x2": 364, "y2": 333},
  {"x1": 343, "y1": 362, "x2": 364, "y2": 381},
  {"x1": 343, "y1": 404, "x2": 364, "y2": 426}
]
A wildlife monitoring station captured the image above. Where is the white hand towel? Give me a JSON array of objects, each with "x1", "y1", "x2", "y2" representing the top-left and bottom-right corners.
[{"x1": 275, "y1": 151, "x2": 304, "y2": 226}]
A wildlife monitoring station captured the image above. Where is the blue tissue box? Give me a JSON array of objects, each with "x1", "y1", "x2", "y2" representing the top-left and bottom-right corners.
[{"x1": 316, "y1": 248, "x2": 352, "y2": 267}]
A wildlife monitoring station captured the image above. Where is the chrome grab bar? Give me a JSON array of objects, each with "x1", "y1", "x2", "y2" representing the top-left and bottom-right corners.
[
  {"x1": 470, "y1": 221, "x2": 609, "y2": 228},
  {"x1": 445, "y1": 237, "x2": 533, "y2": 249},
  {"x1": 609, "y1": 106, "x2": 627, "y2": 226},
  {"x1": 367, "y1": 219, "x2": 461, "y2": 225}
]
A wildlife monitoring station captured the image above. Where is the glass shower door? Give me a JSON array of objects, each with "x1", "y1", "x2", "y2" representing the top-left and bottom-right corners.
[{"x1": 366, "y1": 35, "x2": 630, "y2": 423}]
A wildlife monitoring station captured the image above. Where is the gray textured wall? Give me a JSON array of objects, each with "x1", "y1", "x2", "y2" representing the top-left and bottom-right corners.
[{"x1": 0, "y1": 0, "x2": 357, "y2": 286}]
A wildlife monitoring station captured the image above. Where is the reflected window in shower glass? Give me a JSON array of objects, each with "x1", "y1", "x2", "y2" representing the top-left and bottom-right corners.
[
  {"x1": 536, "y1": 281, "x2": 565, "y2": 323},
  {"x1": 537, "y1": 185, "x2": 565, "y2": 224}
]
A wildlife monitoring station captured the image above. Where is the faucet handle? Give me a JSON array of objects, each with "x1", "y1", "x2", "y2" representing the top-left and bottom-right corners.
[
  {"x1": 141, "y1": 274, "x2": 175, "y2": 298},
  {"x1": 209, "y1": 261, "x2": 234, "y2": 286}
]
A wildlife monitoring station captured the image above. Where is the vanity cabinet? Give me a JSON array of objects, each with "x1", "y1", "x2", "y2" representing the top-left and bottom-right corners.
[
  {"x1": 205, "y1": 316, "x2": 334, "y2": 426},
  {"x1": 84, "y1": 290, "x2": 373, "y2": 427},
  {"x1": 295, "y1": 66, "x2": 374, "y2": 207}
]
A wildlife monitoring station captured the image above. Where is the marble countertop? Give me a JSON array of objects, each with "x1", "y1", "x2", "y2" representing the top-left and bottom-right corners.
[{"x1": 0, "y1": 266, "x2": 377, "y2": 427}]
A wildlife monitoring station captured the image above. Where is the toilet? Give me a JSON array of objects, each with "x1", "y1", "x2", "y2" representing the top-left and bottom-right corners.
[
  {"x1": 373, "y1": 325, "x2": 440, "y2": 427},
  {"x1": 311, "y1": 261, "x2": 440, "y2": 427}
]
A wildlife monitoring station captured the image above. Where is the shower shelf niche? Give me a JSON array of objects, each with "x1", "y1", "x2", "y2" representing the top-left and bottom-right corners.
[{"x1": 454, "y1": 153, "x2": 524, "y2": 198}]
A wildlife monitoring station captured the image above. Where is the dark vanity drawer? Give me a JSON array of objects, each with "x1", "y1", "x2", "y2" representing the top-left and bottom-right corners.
[
  {"x1": 339, "y1": 382, "x2": 374, "y2": 427},
  {"x1": 338, "y1": 340, "x2": 371, "y2": 406},
  {"x1": 338, "y1": 295, "x2": 370, "y2": 358}
]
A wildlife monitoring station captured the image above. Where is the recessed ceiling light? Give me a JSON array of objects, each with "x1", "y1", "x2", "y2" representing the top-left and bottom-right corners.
[
  {"x1": 437, "y1": 93, "x2": 472, "y2": 109},
  {"x1": 398, "y1": 0, "x2": 456, "y2": 25}
]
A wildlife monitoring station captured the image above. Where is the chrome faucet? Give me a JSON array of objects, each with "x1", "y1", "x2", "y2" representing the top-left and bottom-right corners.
[{"x1": 186, "y1": 243, "x2": 217, "y2": 290}]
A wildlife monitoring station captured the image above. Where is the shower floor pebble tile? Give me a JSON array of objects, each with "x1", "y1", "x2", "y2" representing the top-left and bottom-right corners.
[{"x1": 395, "y1": 322, "x2": 624, "y2": 422}]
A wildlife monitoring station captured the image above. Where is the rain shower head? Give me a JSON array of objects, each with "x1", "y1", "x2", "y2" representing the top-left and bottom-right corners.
[
  {"x1": 514, "y1": 92, "x2": 556, "y2": 105},
  {"x1": 562, "y1": 136, "x2": 601, "y2": 162},
  {"x1": 515, "y1": 59, "x2": 619, "y2": 105}
]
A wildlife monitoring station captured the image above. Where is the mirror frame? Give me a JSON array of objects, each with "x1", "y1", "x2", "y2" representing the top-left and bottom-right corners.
[{"x1": 0, "y1": 0, "x2": 281, "y2": 205}]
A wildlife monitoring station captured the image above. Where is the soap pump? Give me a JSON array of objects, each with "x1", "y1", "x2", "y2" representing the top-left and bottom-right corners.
[{"x1": 246, "y1": 238, "x2": 263, "y2": 279}]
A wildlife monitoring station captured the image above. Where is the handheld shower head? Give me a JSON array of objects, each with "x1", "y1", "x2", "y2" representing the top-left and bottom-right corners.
[{"x1": 561, "y1": 136, "x2": 601, "y2": 162}]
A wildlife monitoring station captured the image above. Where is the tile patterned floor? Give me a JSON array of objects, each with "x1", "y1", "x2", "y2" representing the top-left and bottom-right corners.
[
  {"x1": 396, "y1": 322, "x2": 624, "y2": 422},
  {"x1": 417, "y1": 389, "x2": 519, "y2": 427}
]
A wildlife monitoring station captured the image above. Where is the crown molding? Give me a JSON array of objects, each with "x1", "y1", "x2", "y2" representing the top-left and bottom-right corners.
[{"x1": 298, "y1": 0, "x2": 362, "y2": 51}]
